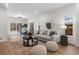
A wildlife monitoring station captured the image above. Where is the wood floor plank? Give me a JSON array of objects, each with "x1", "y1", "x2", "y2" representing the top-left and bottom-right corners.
[{"x1": 0, "y1": 41, "x2": 79, "y2": 55}]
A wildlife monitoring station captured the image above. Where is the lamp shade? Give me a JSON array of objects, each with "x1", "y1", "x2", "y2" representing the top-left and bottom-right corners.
[{"x1": 61, "y1": 25, "x2": 67, "y2": 29}]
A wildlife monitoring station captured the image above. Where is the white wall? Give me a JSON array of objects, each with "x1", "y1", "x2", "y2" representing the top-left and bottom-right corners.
[
  {"x1": 0, "y1": 4, "x2": 7, "y2": 42},
  {"x1": 76, "y1": 4, "x2": 79, "y2": 47},
  {"x1": 0, "y1": 3, "x2": 28, "y2": 42},
  {"x1": 0, "y1": 3, "x2": 77, "y2": 45},
  {"x1": 33, "y1": 4, "x2": 76, "y2": 45},
  {"x1": 7, "y1": 17, "x2": 27, "y2": 36}
]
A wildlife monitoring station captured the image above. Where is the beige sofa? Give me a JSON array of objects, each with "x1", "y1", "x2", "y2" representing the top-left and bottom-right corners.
[{"x1": 34, "y1": 30, "x2": 57, "y2": 42}]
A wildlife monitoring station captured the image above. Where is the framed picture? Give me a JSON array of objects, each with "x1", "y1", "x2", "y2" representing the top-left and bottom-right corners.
[
  {"x1": 10, "y1": 23, "x2": 22, "y2": 32},
  {"x1": 46, "y1": 22, "x2": 51, "y2": 29},
  {"x1": 10, "y1": 23, "x2": 17, "y2": 31},
  {"x1": 17, "y1": 23, "x2": 22, "y2": 32}
]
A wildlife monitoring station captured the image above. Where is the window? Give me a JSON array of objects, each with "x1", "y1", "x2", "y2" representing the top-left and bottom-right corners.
[{"x1": 65, "y1": 16, "x2": 73, "y2": 36}]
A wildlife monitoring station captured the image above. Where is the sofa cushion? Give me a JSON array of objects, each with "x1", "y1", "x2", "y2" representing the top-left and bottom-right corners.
[
  {"x1": 37, "y1": 35, "x2": 52, "y2": 40},
  {"x1": 49, "y1": 31, "x2": 57, "y2": 36}
]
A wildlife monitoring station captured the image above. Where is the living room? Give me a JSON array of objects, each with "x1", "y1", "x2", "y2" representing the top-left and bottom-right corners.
[{"x1": 0, "y1": 3, "x2": 79, "y2": 55}]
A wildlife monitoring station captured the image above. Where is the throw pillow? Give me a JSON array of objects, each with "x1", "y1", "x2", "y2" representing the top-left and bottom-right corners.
[
  {"x1": 47, "y1": 30, "x2": 51, "y2": 36},
  {"x1": 49, "y1": 31, "x2": 56, "y2": 36}
]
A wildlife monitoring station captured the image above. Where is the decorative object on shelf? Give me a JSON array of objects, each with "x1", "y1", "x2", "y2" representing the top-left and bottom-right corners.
[{"x1": 28, "y1": 32, "x2": 32, "y2": 38}]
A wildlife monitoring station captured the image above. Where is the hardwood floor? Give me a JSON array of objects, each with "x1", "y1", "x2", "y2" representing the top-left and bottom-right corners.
[
  {"x1": 48, "y1": 44, "x2": 79, "y2": 55},
  {"x1": 0, "y1": 41, "x2": 79, "y2": 55}
]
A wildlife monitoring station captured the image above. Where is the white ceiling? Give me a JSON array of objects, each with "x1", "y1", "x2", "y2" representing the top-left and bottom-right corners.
[{"x1": 7, "y1": 3, "x2": 71, "y2": 18}]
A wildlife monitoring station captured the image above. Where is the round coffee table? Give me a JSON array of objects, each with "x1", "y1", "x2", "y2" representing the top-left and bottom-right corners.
[{"x1": 23, "y1": 36, "x2": 38, "y2": 47}]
